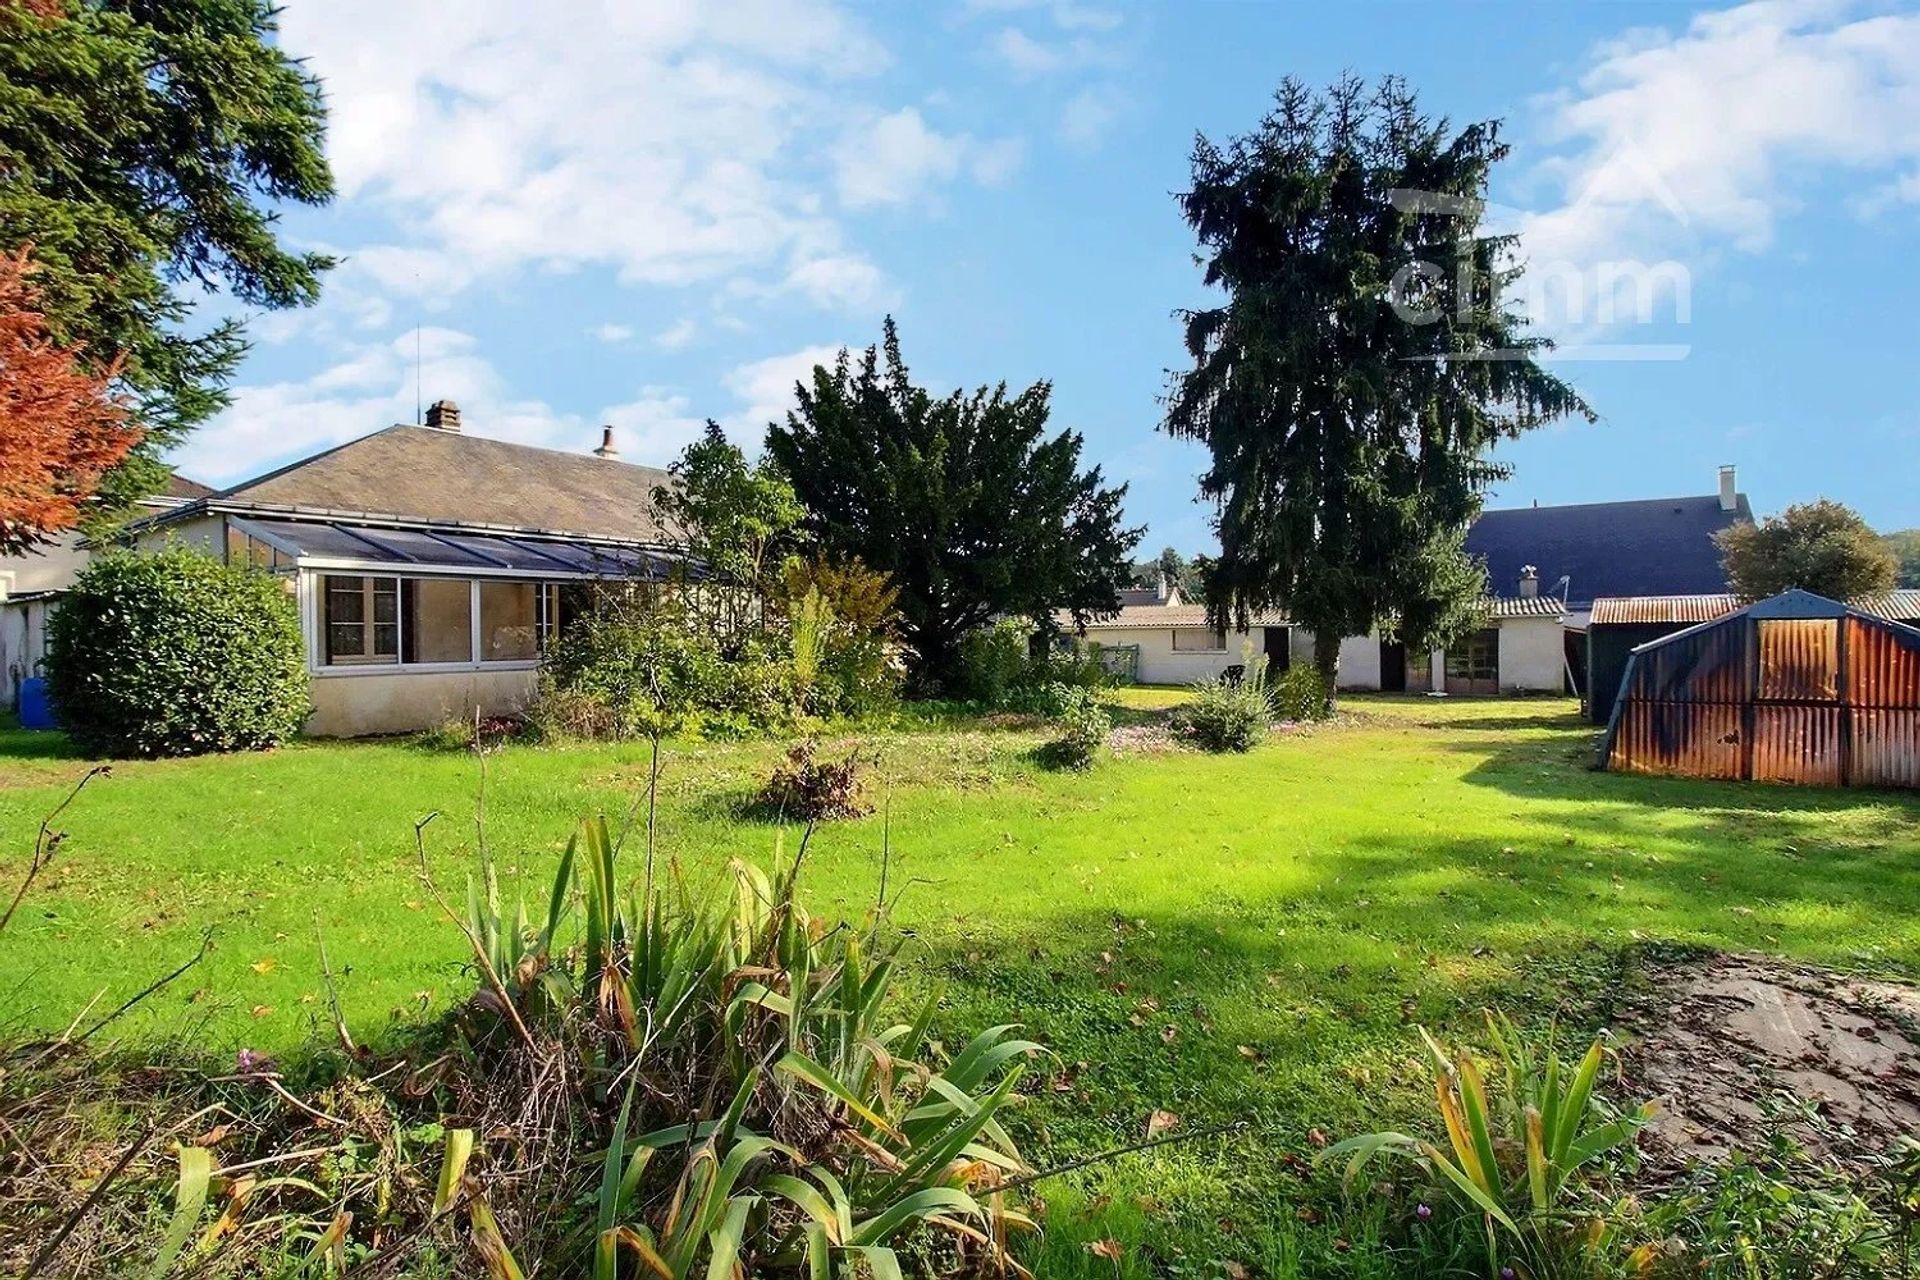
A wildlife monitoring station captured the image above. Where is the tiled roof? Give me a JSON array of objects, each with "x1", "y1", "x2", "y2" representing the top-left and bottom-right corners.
[
  {"x1": 139, "y1": 425, "x2": 670, "y2": 544},
  {"x1": 1064, "y1": 595, "x2": 1563, "y2": 630},
  {"x1": 1061, "y1": 604, "x2": 1291, "y2": 630},
  {"x1": 1487, "y1": 595, "x2": 1568, "y2": 619},
  {"x1": 1591, "y1": 589, "x2": 1920, "y2": 626},
  {"x1": 1465, "y1": 492, "x2": 1752, "y2": 607}
]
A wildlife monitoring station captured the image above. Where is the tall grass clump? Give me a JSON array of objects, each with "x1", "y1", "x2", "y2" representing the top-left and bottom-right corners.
[
  {"x1": 1325, "y1": 1011, "x2": 1654, "y2": 1279},
  {"x1": 3, "y1": 801, "x2": 1045, "y2": 1277}
]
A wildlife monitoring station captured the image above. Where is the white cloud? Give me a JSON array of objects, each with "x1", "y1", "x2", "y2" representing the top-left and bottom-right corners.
[
  {"x1": 782, "y1": 253, "x2": 896, "y2": 311},
  {"x1": 833, "y1": 107, "x2": 1023, "y2": 208},
  {"x1": 1522, "y1": 1, "x2": 1920, "y2": 268},
  {"x1": 653, "y1": 318, "x2": 700, "y2": 350},
  {"x1": 723, "y1": 344, "x2": 845, "y2": 437},
  {"x1": 275, "y1": 1, "x2": 998, "y2": 308},
  {"x1": 590, "y1": 323, "x2": 636, "y2": 344},
  {"x1": 1058, "y1": 84, "x2": 1125, "y2": 148}
]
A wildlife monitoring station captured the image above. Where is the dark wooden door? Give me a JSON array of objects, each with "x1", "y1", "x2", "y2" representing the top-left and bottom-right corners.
[
  {"x1": 1263, "y1": 627, "x2": 1291, "y2": 673},
  {"x1": 1379, "y1": 639, "x2": 1407, "y2": 692}
]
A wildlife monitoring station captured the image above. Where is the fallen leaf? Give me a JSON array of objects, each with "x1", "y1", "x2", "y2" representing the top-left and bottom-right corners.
[
  {"x1": 1225, "y1": 1263, "x2": 1252, "y2": 1280},
  {"x1": 250, "y1": 958, "x2": 276, "y2": 975},
  {"x1": 1236, "y1": 1044, "x2": 1263, "y2": 1062},
  {"x1": 1084, "y1": 1240, "x2": 1123, "y2": 1261},
  {"x1": 250, "y1": 1004, "x2": 273, "y2": 1019},
  {"x1": 1145, "y1": 1109, "x2": 1180, "y2": 1139},
  {"x1": 1306, "y1": 1127, "x2": 1328, "y2": 1148},
  {"x1": 1160, "y1": 1024, "x2": 1178, "y2": 1044}
]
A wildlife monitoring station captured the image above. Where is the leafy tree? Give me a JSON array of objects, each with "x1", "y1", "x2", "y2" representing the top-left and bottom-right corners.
[
  {"x1": 0, "y1": 0, "x2": 334, "y2": 524},
  {"x1": 1881, "y1": 529, "x2": 1920, "y2": 589},
  {"x1": 1716, "y1": 500, "x2": 1897, "y2": 601},
  {"x1": 1162, "y1": 76, "x2": 1591, "y2": 699},
  {"x1": 765, "y1": 319, "x2": 1141, "y2": 690},
  {"x1": 1131, "y1": 546, "x2": 1205, "y2": 600},
  {"x1": 0, "y1": 248, "x2": 141, "y2": 553},
  {"x1": 650, "y1": 421, "x2": 805, "y2": 639}
]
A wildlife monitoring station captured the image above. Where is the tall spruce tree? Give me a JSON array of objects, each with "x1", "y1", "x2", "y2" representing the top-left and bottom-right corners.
[
  {"x1": 0, "y1": 0, "x2": 334, "y2": 528},
  {"x1": 1163, "y1": 76, "x2": 1593, "y2": 698},
  {"x1": 766, "y1": 319, "x2": 1141, "y2": 690}
]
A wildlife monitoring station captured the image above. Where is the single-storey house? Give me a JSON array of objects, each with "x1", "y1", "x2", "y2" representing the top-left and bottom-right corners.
[
  {"x1": 1062, "y1": 577, "x2": 1567, "y2": 693},
  {"x1": 1585, "y1": 588, "x2": 1920, "y2": 724},
  {"x1": 98, "y1": 401, "x2": 686, "y2": 737}
]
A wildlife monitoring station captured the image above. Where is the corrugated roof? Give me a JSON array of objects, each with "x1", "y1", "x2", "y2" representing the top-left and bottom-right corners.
[
  {"x1": 1465, "y1": 491, "x2": 1751, "y2": 607},
  {"x1": 157, "y1": 425, "x2": 671, "y2": 543},
  {"x1": 1593, "y1": 590, "x2": 1920, "y2": 626},
  {"x1": 1591, "y1": 594, "x2": 1742, "y2": 625}
]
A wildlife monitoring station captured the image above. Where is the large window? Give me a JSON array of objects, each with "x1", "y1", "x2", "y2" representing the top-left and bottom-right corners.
[
  {"x1": 321, "y1": 575, "x2": 565, "y2": 669},
  {"x1": 480, "y1": 581, "x2": 539, "y2": 662},
  {"x1": 402, "y1": 578, "x2": 472, "y2": 664},
  {"x1": 1445, "y1": 628, "x2": 1500, "y2": 682},
  {"x1": 324, "y1": 576, "x2": 398, "y2": 665},
  {"x1": 1172, "y1": 626, "x2": 1227, "y2": 652}
]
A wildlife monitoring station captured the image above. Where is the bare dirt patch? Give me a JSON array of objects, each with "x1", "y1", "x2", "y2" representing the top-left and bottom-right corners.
[{"x1": 1619, "y1": 952, "x2": 1920, "y2": 1169}]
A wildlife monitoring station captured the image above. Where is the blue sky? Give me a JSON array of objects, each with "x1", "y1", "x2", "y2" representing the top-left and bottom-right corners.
[{"x1": 179, "y1": 0, "x2": 1920, "y2": 550}]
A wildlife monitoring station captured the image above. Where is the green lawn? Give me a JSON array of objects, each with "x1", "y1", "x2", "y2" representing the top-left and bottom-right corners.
[{"x1": 4, "y1": 694, "x2": 1918, "y2": 1275}]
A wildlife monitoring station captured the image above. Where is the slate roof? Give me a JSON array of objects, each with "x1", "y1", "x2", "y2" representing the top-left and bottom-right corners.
[
  {"x1": 1465, "y1": 492, "x2": 1753, "y2": 608},
  {"x1": 138, "y1": 425, "x2": 671, "y2": 544}
]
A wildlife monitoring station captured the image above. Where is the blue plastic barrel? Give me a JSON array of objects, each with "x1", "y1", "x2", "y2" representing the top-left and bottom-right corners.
[{"x1": 17, "y1": 676, "x2": 57, "y2": 730}]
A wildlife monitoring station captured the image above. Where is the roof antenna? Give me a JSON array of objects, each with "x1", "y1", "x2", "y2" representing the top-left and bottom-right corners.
[{"x1": 413, "y1": 270, "x2": 422, "y2": 425}]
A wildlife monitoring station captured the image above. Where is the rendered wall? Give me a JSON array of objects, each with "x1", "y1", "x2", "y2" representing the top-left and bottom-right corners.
[
  {"x1": 1289, "y1": 630, "x2": 1384, "y2": 690},
  {"x1": 134, "y1": 514, "x2": 226, "y2": 556},
  {"x1": 1113, "y1": 627, "x2": 1262, "y2": 686},
  {"x1": 1498, "y1": 618, "x2": 1567, "y2": 692},
  {"x1": 306, "y1": 668, "x2": 538, "y2": 737},
  {"x1": 0, "y1": 532, "x2": 90, "y2": 596}
]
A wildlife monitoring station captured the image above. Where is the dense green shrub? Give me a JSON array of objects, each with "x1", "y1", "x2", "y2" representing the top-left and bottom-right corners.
[
  {"x1": 44, "y1": 546, "x2": 309, "y2": 756},
  {"x1": 1172, "y1": 658, "x2": 1276, "y2": 752},
  {"x1": 1272, "y1": 663, "x2": 1333, "y2": 722},
  {"x1": 1038, "y1": 683, "x2": 1111, "y2": 770},
  {"x1": 534, "y1": 604, "x2": 801, "y2": 740},
  {"x1": 958, "y1": 618, "x2": 1107, "y2": 710}
]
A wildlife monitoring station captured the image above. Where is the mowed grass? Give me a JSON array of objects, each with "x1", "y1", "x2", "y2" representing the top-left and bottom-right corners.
[{"x1": 3, "y1": 694, "x2": 1919, "y2": 1274}]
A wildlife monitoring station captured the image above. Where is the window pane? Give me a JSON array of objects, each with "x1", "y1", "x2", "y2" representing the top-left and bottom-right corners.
[
  {"x1": 480, "y1": 581, "x2": 539, "y2": 662},
  {"x1": 327, "y1": 576, "x2": 366, "y2": 624},
  {"x1": 402, "y1": 578, "x2": 472, "y2": 663}
]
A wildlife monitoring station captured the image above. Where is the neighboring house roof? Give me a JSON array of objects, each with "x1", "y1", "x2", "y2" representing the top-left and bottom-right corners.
[
  {"x1": 133, "y1": 425, "x2": 671, "y2": 545},
  {"x1": 1593, "y1": 589, "x2": 1920, "y2": 627},
  {"x1": 164, "y1": 473, "x2": 215, "y2": 500},
  {"x1": 1064, "y1": 595, "x2": 1563, "y2": 631},
  {"x1": 1465, "y1": 492, "x2": 1752, "y2": 607},
  {"x1": 1114, "y1": 586, "x2": 1170, "y2": 608},
  {"x1": 1486, "y1": 595, "x2": 1568, "y2": 619},
  {"x1": 1063, "y1": 603, "x2": 1292, "y2": 630}
]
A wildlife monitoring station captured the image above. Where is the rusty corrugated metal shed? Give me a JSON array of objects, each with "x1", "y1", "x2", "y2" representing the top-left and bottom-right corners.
[
  {"x1": 1591, "y1": 588, "x2": 1920, "y2": 626},
  {"x1": 1597, "y1": 588, "x2": 1920, "y2": 789}
]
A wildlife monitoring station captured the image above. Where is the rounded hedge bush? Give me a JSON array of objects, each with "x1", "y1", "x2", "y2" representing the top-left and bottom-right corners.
[{"x1": 45, "y1": 546, "x2": 310, "y2": 757}]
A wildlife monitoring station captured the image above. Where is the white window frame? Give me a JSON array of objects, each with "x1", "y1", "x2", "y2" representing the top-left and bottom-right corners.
[{"x1": 307, "y1": 572, "x2": 563, "y2": 677}]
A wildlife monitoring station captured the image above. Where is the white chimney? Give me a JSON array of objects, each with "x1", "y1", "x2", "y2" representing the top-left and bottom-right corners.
[
  {"x1": 1718, "y1": 464, "x2": 1737, "y2": 512},
  {"x1": 593, "y1": 425, "x2": 620, "y2": 459},
  {"x1": 1518, "y1": 565, "x2": 1539, "y2": 598},
  {"x1": 1155, "y1": 572, "x2": 1169, "y2": 603}
]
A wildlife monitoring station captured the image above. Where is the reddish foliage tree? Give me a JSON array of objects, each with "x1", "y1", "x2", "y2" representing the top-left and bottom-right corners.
[{"x1": 0, "y1": 247, "x2": 141, "y2": 555}]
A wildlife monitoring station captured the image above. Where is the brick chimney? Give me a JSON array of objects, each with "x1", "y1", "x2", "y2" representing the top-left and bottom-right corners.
[
  {"x1": 424, "y1": 399, "x2": 461, "y2": 432},
  {"x1": 1718, "y1": 464, "x2": 1737, "y2": 512},
  {"x1": 593, "y1": 425, "x2": 619, "y2": 459},
  {"x1": 1518, "y1": 564, "x2": 1539, "y2": 598}
]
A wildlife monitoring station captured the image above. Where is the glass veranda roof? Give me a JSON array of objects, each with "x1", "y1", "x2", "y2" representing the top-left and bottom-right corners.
[{"x1": 236, "y1": 517, "x2": 693, "y2": 580}]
